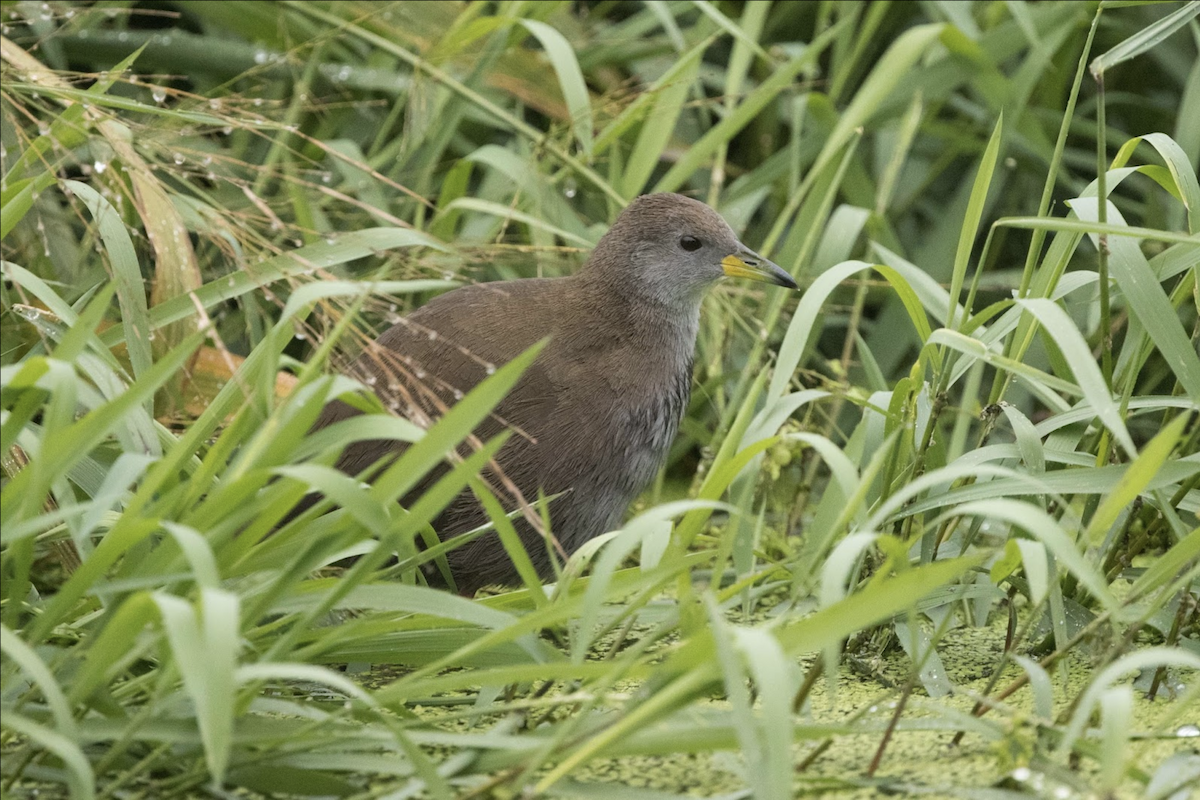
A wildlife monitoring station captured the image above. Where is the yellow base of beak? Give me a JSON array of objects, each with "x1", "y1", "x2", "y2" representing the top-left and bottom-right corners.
[{"x1": 721, "y1": 253, "x2": 797, "y2": 289}]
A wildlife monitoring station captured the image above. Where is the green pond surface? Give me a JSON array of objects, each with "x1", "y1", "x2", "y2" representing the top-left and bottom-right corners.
[{"x1": 382, "y1": 596, "x2": 1197, "y2": 798}]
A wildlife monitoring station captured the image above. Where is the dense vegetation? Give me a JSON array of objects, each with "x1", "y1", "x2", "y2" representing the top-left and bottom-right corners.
[{"x1": 2, "y1": 1, "x2": 1198, "y2": 797}]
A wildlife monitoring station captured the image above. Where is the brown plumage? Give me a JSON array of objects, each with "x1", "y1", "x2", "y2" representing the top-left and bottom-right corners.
[{"x1": 310, "y1": 193, "x2": 796, "y2": 594}]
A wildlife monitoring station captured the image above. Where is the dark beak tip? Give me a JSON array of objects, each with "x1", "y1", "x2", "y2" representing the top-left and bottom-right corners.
[{"x1": 767, "y1": 262, "x2": 798, "y2": 290}]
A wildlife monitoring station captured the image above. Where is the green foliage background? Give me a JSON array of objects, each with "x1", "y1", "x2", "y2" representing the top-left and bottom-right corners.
[{"x1": 1, "y1": 1, "x2": 1198, "y2": 797}]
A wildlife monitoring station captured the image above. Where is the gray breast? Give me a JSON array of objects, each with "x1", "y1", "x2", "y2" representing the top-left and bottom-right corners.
[
  {"x1": 543, "y1": 374, "x2": 687, "y2": 556},
  {"x1": 603, "y1": 356, "x2": 693, "y2": 500}
]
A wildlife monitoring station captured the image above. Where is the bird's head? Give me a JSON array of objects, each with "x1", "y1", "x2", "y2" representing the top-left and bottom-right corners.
[{"x1": 586, "y1": 193, "x2": 796, "y2": 306}]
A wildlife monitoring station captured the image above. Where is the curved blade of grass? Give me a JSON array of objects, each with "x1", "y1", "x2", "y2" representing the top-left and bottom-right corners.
[
  {"x1": 1016, "y1": 298, "x2": 1135, "y2": 456},
  {"x1": 66, "y1": 592, "x2": 158, "y2": 706},
  {"x1": 771, "y1": 261, "x2": 935, "y2": 404},
  {"x1": 994, "y1": 215, "x2": 1200, "y2": 245},
  {"x1": 66, "y1": 181, "x2": 153, "y2": 385},
  {"x1": 1098, "y1": 684, "x2": 1136, "y2": 791},
  {"x1": 572, "y1": 500, "x2": 730, "y2": 662},
  {"x1": 940, "y1": 498, "x2": 1119, "y2": 611},
  {"x1": 470, "y1": 479, "x2": 547, "y2": 605},
  {"x1": 0, "y1": 625, "x2": 76, "y2": 737},
  {"x1": 1, "y1": 172, "x2": 59, "y2": 240},
  {"x1": 904, "y1": 459, "x2": 1199, "y2": 521},
  {"x1": 0, "y1": 263, "x2": 125, "y2": 373},
  {"x1": 1058, "y1": 646, "x2": 1200, "y2": 758},
  {"x1": 705, "y1": 597, "x2": 759, "y2": 793},
  {"x1": 0, "y1": 713, "x2": 94, "y2": 800},
  {"x1": 947, "y1": 114, "x2": 1003, "y2": 330},
  {"x1": 820, "y1": 531, "x2": 879, "y2": 609},
  {"x1": 1069, "y1": 198, "x2": 1200, "y2": 400},
  {"x1": 1090, "y1": 2, "x2": 1200, "y2": 76},
  {"x1": 271, "y1": 465, "x2": 393, "y2": 533},
  {"x1": 158, "y1": 522, "x2": 222, "y2": 590},
  {"x1": 1112, "y1": 133, "x2": 1200, "y2": 233},
  {"x1": 520, "y1": 20, "x2": 593, "y2": 156},
  {"x1": 895, "y1": 619, "x2": 953, "y2": 698},
  {"x1": 443, "y1": 198, "x2": 593, "y2": 247},
  {"x1": 1033, "y1": 396, "x2": 1196, "y2": 437},
  {"x1": 735, "y1": 625, "x2": 794, "y2": 797},
  {"x1": 670, "y1": 437, "x2": 777, "y2": 553},
  {"x1": 153, "y1": 589, "x2": 239, "y2": 785},
  {"x1": 785, "y1": 432, "x2": 866, "y2": 527},
  {"x1": 101, "y1": 119, "x2": 205, "y2": 358},
  {"x1": 1000, "y1": 403, "x2": 1046, "y2": 475},
  {"x1": 279, "y1": 279, "x2": 456, "y2": 321},
  {"x1": 1015, "y1": 539, "x2": 1051, "y2": 607},
  {"x1": 1011, "y1": 654, "x2": 1055, "y2": 721},
  {"x1": 808, "y1": 23, "x2": 947, "y2": 183},
  {"x1": 706, "y1": 598, "x2": 792, "y2": 800},
  {"x1": 740, "y1": 389, "x2": 830, "y2": 449},
  {"x1": 461, "y1": 145, "x2": 592, "y2": 241},
  {"x1": 926, "y1": 329, "x2": 1078, "y2": 408},
  {"x1": 235, "y1": 663, "x2": 376, "y2": 707},
  {"x1": 1130, "y1": 526, "x2": 1200, "y2": 602}
]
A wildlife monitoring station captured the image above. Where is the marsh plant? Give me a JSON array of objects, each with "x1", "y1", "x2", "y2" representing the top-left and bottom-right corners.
[{"x1": 1, "y1": 2, "x2": 1198, "y2": 798}]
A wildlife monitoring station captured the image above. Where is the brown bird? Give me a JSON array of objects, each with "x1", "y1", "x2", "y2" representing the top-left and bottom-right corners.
[{"x1": 311, "y1": 193, "x2": 796, "y2": 594}]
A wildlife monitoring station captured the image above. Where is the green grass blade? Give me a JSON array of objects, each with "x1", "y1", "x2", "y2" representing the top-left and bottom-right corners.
[{"x1": 520, "y1": 20, "x2": 594, "y2": 156}]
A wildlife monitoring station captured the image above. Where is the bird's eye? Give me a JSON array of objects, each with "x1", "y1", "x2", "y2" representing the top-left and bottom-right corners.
[{"x1": 679, "y1": 235, "x2": 702, "y2": 252}]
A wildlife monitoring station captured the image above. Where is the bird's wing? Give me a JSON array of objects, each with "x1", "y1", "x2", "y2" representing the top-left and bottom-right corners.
[{"x1": 313, "y1": 279, "x2": 568, "y2": 490}]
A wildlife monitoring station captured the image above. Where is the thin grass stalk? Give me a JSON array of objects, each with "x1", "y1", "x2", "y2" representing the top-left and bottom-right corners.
[
  {"x1": 1146, "y1": 592, "x2": 1195, "y2": 700},
  {"x1": 989, "y1": 7, "x2": 1104, "y2": 405},
  {"x1": 1092, "y1": 67, "x2": 1114, "y2": 397}
]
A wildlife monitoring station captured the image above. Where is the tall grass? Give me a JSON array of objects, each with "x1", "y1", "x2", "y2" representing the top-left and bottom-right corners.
[{"x1": 2, "y1": 1, "x2": 1198, "y2": 797}]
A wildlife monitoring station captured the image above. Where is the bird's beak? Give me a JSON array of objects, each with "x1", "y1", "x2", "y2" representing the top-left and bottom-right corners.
[{"x1": 721, "y1": 247, "x2": 797, "y2": 289}]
